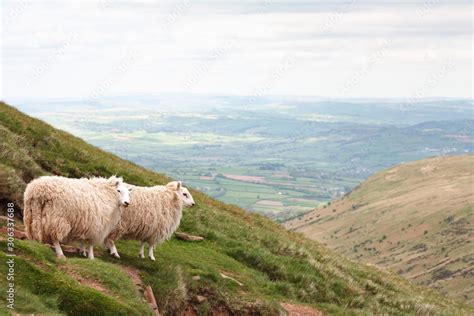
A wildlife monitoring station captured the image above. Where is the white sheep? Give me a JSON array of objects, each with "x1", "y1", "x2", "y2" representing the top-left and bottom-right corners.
[
  {"x1": 23, "y1": 175, "x2": 131, "y2": 259},
  {"x1": 105, "y1": 181, "x2": 195, "y2": 261}
]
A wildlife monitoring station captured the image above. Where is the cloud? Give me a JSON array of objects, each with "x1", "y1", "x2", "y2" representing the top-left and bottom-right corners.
[{"x1": 1, "y1": 0, "x2": 472, "y2": 99}]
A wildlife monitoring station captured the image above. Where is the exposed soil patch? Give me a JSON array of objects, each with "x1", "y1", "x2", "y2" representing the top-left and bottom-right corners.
[
  {"x1": 119, "y1": 265, "x2": 160, "y2": 315},
  {"x1": 181, "y1": 304, "x2": 230, "y2": 316},
  {"x1": 60, "y1": 266, "x2": 112, "y2": 296},
  {"x1": 119, "y1": 264, "x2": 144, "y2": 289},
  {"x1": 181, "y1": 305, "x2": 198, "y2": 316},
  {"x1": 281, "y1": 302, "x2": 325, "y2": 316}
]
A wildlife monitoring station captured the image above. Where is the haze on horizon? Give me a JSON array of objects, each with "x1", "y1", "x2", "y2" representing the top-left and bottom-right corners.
[{"x1": 1, "y1": 0, "x2": 472, "y2": 101}]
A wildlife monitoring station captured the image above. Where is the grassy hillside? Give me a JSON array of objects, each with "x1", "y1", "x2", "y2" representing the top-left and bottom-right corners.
[
  {"x1": 0, "y1": 101, "x2": 472, "y2": 315},
  {"x1": 285, "y1": 155, "x2": 474, "y2": 307}
]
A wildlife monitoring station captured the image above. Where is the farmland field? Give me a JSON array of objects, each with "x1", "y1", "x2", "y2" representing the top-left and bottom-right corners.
[{"x1": 14, "y1": 94, "x2": 473, "y2": 221}]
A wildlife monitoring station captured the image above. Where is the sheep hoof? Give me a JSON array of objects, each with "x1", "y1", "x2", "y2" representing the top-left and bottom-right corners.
[
  {"x1": 81, "y1": 251, "x2": 87, "y2": 257},
  {"x1": 149, "y1": 256, "x2": 155, "y2": 261},
  {"x1": 112, "y1": 253, "x2": 120, "y2": 259},
  {"x1": 139, "y1": 254, "x2": 145, "y2": 259},
  {"x1": 57, "y1": 254, "x2": 66, "y2": 260}
]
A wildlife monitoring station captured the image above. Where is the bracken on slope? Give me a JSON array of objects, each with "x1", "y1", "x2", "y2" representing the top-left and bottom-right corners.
[{"x1": 286, "y1": 155, "x2": 474, "y2": 307}]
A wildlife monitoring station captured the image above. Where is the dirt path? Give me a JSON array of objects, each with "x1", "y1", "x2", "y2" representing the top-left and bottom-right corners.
[
  {"x1": 281, "y1": 303, "x2": 325, "y2": 316},
  {"x1": 118, "y1": 265, "x2": 160, "y2": 315},
  {"x1": 60, "y1": 262, "x2": 159, "y2": 315},
  {"x1": 61, "y1": 267, "x2": 113, "y2": 296},
  {"x1": 119, "y1": 264, "x2": 144, "y2": 289}
]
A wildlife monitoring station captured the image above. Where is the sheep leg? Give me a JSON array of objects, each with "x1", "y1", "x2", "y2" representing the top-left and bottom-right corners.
[
  {"x1": 53, "y1": 241, "x2": 66, "y2": 259},
  {"x1": 79, "y1": 241, "x2": 88, "y2": 257},
  {"x1": 109, "y1": 242, "x2": 120, "y2": 259},
  {"x1": 51, "y1": 218, "x2": 70, "y2": 259},
  {"x1": 139, "y1": 242, "x2": 145, "y2": 259},
  {"x1": 148, "y1": 243, "x2": 156, "y2": 261},
  {"x1": 88, "y1": 245, "x2": 95, "y2": 260},
  {"x1": 104, "y1": 238, "x2": 114, "y2": 254}
]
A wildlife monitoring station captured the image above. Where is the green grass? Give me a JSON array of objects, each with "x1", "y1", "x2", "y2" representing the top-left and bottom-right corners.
[
  {"x1": 0, "y1": 101, "x2": 472, "y2": 315},
  {"x1": 62, "y1": 258, "x2": 149, "y2": 313},
  {"x1": 0, "y1": 239, "x2": 149, "y2": 315}
]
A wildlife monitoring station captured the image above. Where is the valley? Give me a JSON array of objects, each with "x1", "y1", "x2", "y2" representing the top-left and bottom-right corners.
[{"x1": 14, "y1": 95, "x2": 473, "y2": 221}]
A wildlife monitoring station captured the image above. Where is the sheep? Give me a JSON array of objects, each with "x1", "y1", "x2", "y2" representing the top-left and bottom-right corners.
[
  {"x1": 105, "y1": 181, "x2": 195, "y2": 261},
  {"x1": 23, "y1": 175, "x2": 131, "y2": 259}
]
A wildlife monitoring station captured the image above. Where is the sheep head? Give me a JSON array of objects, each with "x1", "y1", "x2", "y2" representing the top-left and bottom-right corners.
[{"x1": 166, "y1": 181, "x2": 195, "y2": 207}]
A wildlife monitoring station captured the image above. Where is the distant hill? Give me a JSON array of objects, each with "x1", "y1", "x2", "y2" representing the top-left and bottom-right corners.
[
  {"x1": 285, "y1": 155, "x2": 474, "y2": 307},
  {"x1": 0, "y1": 102, "x2": 472, "y2": 315}
]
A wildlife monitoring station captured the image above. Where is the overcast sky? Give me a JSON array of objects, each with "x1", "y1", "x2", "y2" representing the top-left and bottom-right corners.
[{"x1": 1, "y1": 0, "x2": 472, "y2": 100}]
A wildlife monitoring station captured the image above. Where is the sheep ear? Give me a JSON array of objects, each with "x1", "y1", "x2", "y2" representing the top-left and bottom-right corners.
[
  {"x1": 166, "y1": 181, "x2": 180, "y2": 190},
  {"x1": 177, "y1": 181, "x2": 182, "y2": 190}
]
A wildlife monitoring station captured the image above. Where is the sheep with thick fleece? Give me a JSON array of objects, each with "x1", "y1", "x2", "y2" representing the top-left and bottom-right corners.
[
  {"x1": 23, "y1": 175, "x2": 130, "y2": 259},
  {"x1": 105, "y1": 181, "x2": 195, "y2": 261}
]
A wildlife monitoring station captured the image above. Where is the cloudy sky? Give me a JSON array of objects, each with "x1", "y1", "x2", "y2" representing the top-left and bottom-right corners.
[{"x1": 1, "y1": 0, "x2": 472, "y2": 100}]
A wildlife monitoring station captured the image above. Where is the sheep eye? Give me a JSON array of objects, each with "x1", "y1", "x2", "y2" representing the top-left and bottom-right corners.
[
  {"x1": 183, "y1": 193, "x2": 188, "y2": 198},
  {"x1": 117, "y1": 189, "x2": 121, "y2": 193}
]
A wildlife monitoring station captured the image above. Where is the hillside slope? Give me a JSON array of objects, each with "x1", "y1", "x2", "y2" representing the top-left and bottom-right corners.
[
  {"x1": 285, "y1": 155, "x2": 474, "y2": 307},
  {"x1": 0, "y1": 101, "x2": 472, "y2": 315}
]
